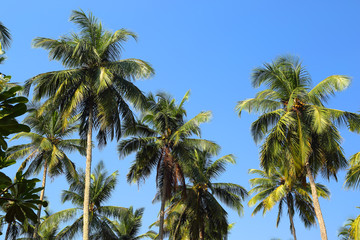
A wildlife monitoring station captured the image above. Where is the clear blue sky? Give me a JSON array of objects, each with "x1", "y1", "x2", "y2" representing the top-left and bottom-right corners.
[{"x1": 2, "y1": 1, "x2": 360, "y2": 239}]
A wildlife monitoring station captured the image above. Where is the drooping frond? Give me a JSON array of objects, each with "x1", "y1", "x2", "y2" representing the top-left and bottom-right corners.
[{"x1": 0, "y1": 22, "x2": 11, "y2": 49}]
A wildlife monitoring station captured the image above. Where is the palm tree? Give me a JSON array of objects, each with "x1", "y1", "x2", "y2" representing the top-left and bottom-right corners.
[
  {"x1": 248, "y1": 167, "x2": 329, "y2": 240},
  {"x1": 6, "y1": 105, "x2": 85, "y2": 238},
  {"x1": 40, "y1": 161, "x2": 127, "y2": 239},
  {"x1": 24, "y1": 10, "x2": 154, "y2": 240},
  {"x1": 118, "y1": 91, "x2": 217, "y2": 240},
  {"x1": 90, "y1": 206, "x2": 157, "y2": 240},
  {"x1": 236, "y1": 56, "x2": 359, "y2": 240},
  {"x1": 167, "y1": 149, "x2": 247, "y2": 240},
  {"x1": 15, "y1": 210, "x2": 61, "y2": 240}
]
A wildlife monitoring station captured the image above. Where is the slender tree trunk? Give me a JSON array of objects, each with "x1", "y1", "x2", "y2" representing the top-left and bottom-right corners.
[
  {"x1": 198, "y1": 192, "x2": 204, "y2": 240},
  {"x1": 286, "y1": 196, "x2": 297, "y2": 240},
  {"x1": 305, "y1": 160, "x2": 328, "y2": 240},
  {"x1": 5, "y1": 222, "x2": 11, "y2": 240},
  {"x1": 199, "y1": 224, "x2": 204, "y2": 240},
  {"x1": 33, "y1": 161, "x2": 48, "y2": 238},
  {"x1": 83, "y1": 107, "x2": 93, "y2": 240},
  {"x1": 159, "y1": 180, "x2": 166, "y2": 240}
]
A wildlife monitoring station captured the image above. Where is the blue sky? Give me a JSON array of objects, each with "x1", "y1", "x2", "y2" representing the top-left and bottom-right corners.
[{"x1": 2, "y1": 1, "x2": 360, "y2": 239}]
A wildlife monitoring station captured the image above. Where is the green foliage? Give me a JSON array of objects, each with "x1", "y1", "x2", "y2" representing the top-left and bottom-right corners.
[
  {"x1": 90, "y1": 206, "x2": 157, "y2": 240},
  {"x1": 166, "y1": 149, "x2": 247, "y2": 239},
  {"x1": 338, "y1": 209, "x2": 360, "y2": 240},
  {"x1": 7, "y1": 104, "x2": 85, "y2": 180},
  {"x1": 0, "y1": 77, "x2": 30, "y2": 158},
  {"x1": 0, "y1": 171, "x2": 47, "y2": 225},
  {"x1": 345, "y1": 152, "x2": 360, "y2": 190},
  {"x1": 25, "y1": 9, "x2": 154, "y2": 145},
  {"x1": 0, "y1": 22, "x2": 11, "y2": 50},
  {"x1": 236, "y1": 56, "x2": 358, "y2": 176},
  {"x1": 41, "y1": 161, "x2": 127, "y2": 239},
  {"x1": 248, "y1": 167, "x2": 329, "y2": 230},
  {"x1": 118, "y1": 91, "x2": 217, "y2": 239}
]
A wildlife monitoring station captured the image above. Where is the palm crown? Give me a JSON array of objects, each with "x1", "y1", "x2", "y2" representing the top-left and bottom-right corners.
[
  {"x1": 248, "y1": 167, "x2": 329, "y2": 240},
  {"x1": 40, "y1": 161, "x2": 127, "y2": 240},
  {"x1": 8, "y1": 105, "x2": 84, "y2": 179},
  {"x1": 25, "y1": 10, "x2": 154, "y2": 144},
  {"x1": 118, "y1": 91, "x2": 217, "y2": 240},
  {"x1": 167, "y1": 149, "x2": 247, "y2": 240}
]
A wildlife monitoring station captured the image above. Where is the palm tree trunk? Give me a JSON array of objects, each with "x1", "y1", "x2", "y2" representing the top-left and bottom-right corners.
[
  {"x1": 198, "y1": 192, "x2": 204, "y2": 240},
  {"x1": 83, "y1": 107, "x2": 93, "y2": 240},
  {"x1": 5, "y1": 222, "x2": 12, "y2": 240},
  {"x1": 286, "y1": 196, "x2": 297, "y2": 240},
  {"x1": 199, "y1": 224, "x2": 204, "y2": 240},
  {"x1": 159, "y1": 181, "x2": 166, "y2": 240},
  {"x1": 33, "y1": 160, "x2": 48, "y2": 238},
  {"x1": 305, "y1": 159, "x2": 327, "y2": 240}
]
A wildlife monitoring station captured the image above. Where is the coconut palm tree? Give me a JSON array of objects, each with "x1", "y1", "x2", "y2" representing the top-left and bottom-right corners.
[
  {"x1": 14, "y1": 210, "x2": 61, "y2": 240},
  {"x1": 24, "y1": 10, "x2": 154, "y2": 240},
  {"x1": 40, "y1": 161, "x2": 127, "y2": 239},
  {"x1": 90, "y1": 206, "x2": 157, "y2": 240},
  {"x1": 236, "y1": 55, "x2": 360, "y2": 240},
  {"x1": 248, "y1": 167, "x2": 329, "y2": 240},
  {"x1": 167, "y1": 149, "x2": 247, "y2": 240},
  {"x1": 6, "y1": 105, "x2": 85, "y2": 238},
  {"x1": 118, "y1": 91, "x2": 217, "y2": 240}
]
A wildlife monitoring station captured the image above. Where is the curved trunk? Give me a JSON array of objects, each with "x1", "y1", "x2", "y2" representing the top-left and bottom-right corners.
[
  {"x1": 33, "y1": 160, "x2": 48, "y2": 238},
  {"x1": 83, "y1": 107, "x2": 93, "y2": 240},
  {"x1": 305, "y1": 160, "x2": 327, "y2": 240},
  {"x1": 286, "y1": 196, "x2": 297, "y2": 240}
]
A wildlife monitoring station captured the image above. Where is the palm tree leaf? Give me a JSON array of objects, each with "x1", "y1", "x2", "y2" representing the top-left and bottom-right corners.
[{"x1": 308, "y1": 75, "x2": 350, "y2": 103}]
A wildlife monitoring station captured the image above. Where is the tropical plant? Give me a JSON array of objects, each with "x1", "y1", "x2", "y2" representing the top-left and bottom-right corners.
[
  {"x1": 90, "y1": 206, "x2": 157, "y2": 240},
  {"x1": 0, "y1": 78, "x2": 30, "y2": 199},
  {"x1": 12, "y1": 209, "x2": 60, "y2": 240},
  {"x1": 24, "y1": 9, "x2": 154, "y2": 240},
  {"x1": 167, "y1": 149, "x2": 247, "y2": 240},
  {"x1": 40, "y1": 161, "x2": 127, "y2": 240},
  {"x1": 236, "y1": 55, "x2": 360, "y2": 240},
  {"x1": 0, "y1": 171, "x2": 47, "y2": 240},
  {"x1": 118, "y1": 91, "x2": 217, "y2": 240},
  {"x1": 248, "y1": 167, "x2": 329, "y2": 240},
  {"x1": 0, "y1": 79, "x2": 30, "y2": 159},
  {"x1": 338, "y1": 211, "x2": 360, "y2": 240},
  {"x1": 6, "y1": 104, "x2": 85, "y2": 238}
]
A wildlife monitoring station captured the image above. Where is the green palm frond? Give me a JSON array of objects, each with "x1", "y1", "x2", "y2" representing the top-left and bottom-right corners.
[
  {"x1": 0, "y1": 22, "x2": 11, "y2": 50},
  {"x1": 308, "y1": 75, "x2": 351, "y2": 103},
  {"x1": 236, "y1": 98, "x2": 282, "y2": 117},
  {"x1": 345, "y1": 152, "x2": 360, "y2": 189},
  {"x1": 248, "y1": 167, "x2": 328, "y2": 232}
]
